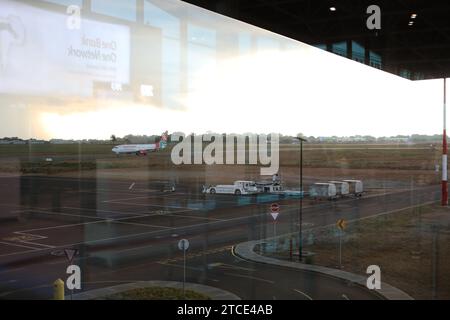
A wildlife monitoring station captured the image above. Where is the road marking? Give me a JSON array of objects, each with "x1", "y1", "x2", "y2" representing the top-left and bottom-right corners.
[
  {"x1": 63, "y1": 206, "x2": 149, "y2": 216},
  {"x1": 223, "y1": 272, "x2": 275, "y2": 284},
  {"x1": 108, "y1": 220, "x2": 174, "y2": 229},
  {"x1": 102, "y1": 193, "x2": 187, "y2": 203},
  {"x1": 18, "y1": 209, "x2": 103, "y2": 220},
  {"x1": 107, "y1": 201, "x2": 194, "y2": 210},
  {"x1": 102, "y1": 196, "x2": 156, "y2": 203},
  {"x1": 294, "y1": 289, "x2": 313, "y2": 300},
  {"x1": 207, "y1": 262, "x2": 255, "y2": 272},
  {"x1": 15, "y1": 240, "x2": 55, "y2": 248},
  {"x1": 342, "y1": 294, "x2": 350, "y2": 300},
  {"x1": 0, "y1": 241, "x2": 40, "y2": 250},
  {"x1": 16, "y1": 220, "x2": 107, "y2": 233},
  {"x1": 165, "y1": 213, "x2": 224, "y2": 221},
  {"x1": 11, "y1": 232, "x2": 48, "y2": 242},
  {"x1": 64, "y1": 206, "x2": 179, "y2": 217},
  {"x1": 14, "y1": 212, "x2": 153, "y2": 233},
  {"x1": 1, "y1": 193, "x2": 438, "y2": 259}
]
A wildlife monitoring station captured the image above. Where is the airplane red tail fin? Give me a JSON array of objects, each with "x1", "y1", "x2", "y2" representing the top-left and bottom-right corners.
[{"x1": 157, "y1": 131, "x2": 168, "y2": 149}]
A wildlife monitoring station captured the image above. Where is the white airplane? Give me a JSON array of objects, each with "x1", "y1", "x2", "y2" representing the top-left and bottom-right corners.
[{"x1": 112, "y1": 131, "x2": 168, "y2": 156}]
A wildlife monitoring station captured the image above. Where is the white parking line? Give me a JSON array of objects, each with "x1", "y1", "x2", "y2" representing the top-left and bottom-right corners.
[
  {"x1": 165, "y1": 213, "x2": 224, "y2": 221},
  {"x1": 108, "y1": 201, "x2": 194, "y2": 210},
  {"x1": 102, "y1": 196, "x2": 157, "y2": 203},
  {"x1": 15, "y1": 212, "x2": 150, "y2": 233},
  {"x1": 294, "y1": 289, "x2": 313, "y2": 300},
  {"x1": 110, "y1": 220, "x2": 174, "y2": 229},
  {"x1": 62, "y1": 206, "x2": 148, "y2": 216},
  {"x1": 18, "y1": 209, "x2": 104, "y2": 220},
  {"x1": 0, "y1": 241, "x2": 40, "y2": 250},
  {"x1": 15, "y1": 241, "x2": 55, "y2": 249},
  {"x1": 102, "y1": 193, "x2": 187, "y2": 203}
]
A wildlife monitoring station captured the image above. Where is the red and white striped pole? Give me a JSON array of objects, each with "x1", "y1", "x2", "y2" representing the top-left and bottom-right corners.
[{"x1": 442, "y1": 78, "x2": 448, "y2": 206}]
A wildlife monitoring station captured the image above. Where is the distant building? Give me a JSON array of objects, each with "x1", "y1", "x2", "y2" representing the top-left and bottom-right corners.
[
  {"x1": 384, "y1": 137, "x2": 410, "y2": 143},
  {"x1": 0, "y1": 139, "x2": 26, "y2": 145},
  {"x1": 28, "y1": 139, "x2": 47, "y2": 144},
  {"x1": 50, "y1": 139, "x2": 77, "y2": 144}
]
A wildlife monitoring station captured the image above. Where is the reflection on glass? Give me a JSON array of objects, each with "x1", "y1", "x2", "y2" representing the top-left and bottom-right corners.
[{"x1": 0, "y1": 0, "x2": 448, "y2": 301}]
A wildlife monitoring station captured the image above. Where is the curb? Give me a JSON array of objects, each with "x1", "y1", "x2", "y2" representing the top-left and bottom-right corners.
[
  {"x1": 234, "y1": 240, "x2": 413, "y2": 300},
  {"x1": 69, "y1": 280, "x2": 241, "y2": 300}
]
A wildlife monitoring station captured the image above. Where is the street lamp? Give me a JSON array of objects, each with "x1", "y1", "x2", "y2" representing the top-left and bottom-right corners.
[{"x1": 295, "y1": 136, "x2": 307, "y2": 261}]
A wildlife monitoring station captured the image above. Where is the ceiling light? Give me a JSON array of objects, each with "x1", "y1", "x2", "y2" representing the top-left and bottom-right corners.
[
  {"x1": 411, "y1": 13, "x2": 417, "y2": 19},
  {"x1": 329, "y1": 7, "x2": 336, "y2": 12},
  {"x1": 408, "y1": 21, "x2": 414, "y2": 26}
]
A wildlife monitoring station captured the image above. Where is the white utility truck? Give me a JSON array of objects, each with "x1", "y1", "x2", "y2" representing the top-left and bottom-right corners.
[
  {"x1": 203, "y1": 181, "x2": 258, "y2": 195},
  {"x1": 329, "y1": 181, "x2": 350, "y2": 197},
  {"x1": 309, "y1": 183, "x2": 337, "y2": 200},
  {"x1": 343, "y1": 180, "x2": 364, "y2": 197}
]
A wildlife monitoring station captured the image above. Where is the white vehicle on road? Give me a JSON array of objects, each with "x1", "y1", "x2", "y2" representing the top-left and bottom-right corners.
[{"x1": 203, "y1": 181, "x2": 258, "y2": 195}]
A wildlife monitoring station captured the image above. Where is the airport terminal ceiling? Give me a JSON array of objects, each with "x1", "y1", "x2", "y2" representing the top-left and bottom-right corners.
[{"x1": 182, "y1": 0, "x2": 450, "y2": 80}]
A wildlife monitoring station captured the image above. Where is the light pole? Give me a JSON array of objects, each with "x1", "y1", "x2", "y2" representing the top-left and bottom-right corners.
[
  {"x1": 442, "y1": 78, "x2": 448, "y2": 206},
  {"x1": 295, "y1": 136, "x2": 307, "y2": 261}
]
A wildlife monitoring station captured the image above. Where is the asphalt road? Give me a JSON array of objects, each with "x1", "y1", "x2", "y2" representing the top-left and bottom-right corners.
[{"x1": 0, "y1": 175, "x2": 440, "y2": 299}]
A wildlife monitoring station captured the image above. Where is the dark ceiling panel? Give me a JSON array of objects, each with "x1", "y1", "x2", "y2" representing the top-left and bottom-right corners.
[{"x1": 182, "y1": 0, "x2": 450, "y2": 80}]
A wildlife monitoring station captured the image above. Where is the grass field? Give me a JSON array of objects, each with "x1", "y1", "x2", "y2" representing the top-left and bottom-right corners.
[
  {"x1": 0, "y1": 143, "x2": 442, "y2": 180},
  {"x1": 270, "y1": 203, "x2": 450, "y2": 299},
  {"x1": 0, "y1": 143, "x2": 116, "y2": 157}
]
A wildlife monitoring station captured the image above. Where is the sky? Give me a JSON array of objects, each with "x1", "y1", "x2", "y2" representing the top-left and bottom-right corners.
[{"x1": 0, "y1": 0, "x2": 448, "y2": 140}]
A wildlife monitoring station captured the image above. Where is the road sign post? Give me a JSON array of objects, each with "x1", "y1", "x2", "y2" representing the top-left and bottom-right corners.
[
  {"x1": 178, "y1": 239, "x2": 189, "y2": 298},
  {"x1": 273, "y1": 221, "x2": 277, "y2": 251},
  {"x1": 336, "y1": 219, "x2": 346, "y2": 269},
  {"x1": 339, "y1": 230, "x2": 342, "y2": 268},
  {"x1": 270, "y1": 204, "x2": 280, "y2": 252}
]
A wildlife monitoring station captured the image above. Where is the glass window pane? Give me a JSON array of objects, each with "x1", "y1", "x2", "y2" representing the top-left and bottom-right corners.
[
  {"x1": 41, "y1": 0, "x2": 82, "y2": 7},
  {"x1": 91, "y1": 0, "x2": 136, "y2": 22}
]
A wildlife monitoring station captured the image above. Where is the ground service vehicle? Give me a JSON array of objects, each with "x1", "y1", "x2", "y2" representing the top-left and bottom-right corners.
[
  {"x1": 203, "y1": 181, "x2": 258, "y2": 195},
  {"x1": 309, "y1": 183, "x2": 337, "y2": 200},
  {"x1": 343, "y1": 180, "x2": 364, "y2": 197},
  {"x1": 329, "y1": 181, "x2": 350, "y2": 197}
]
